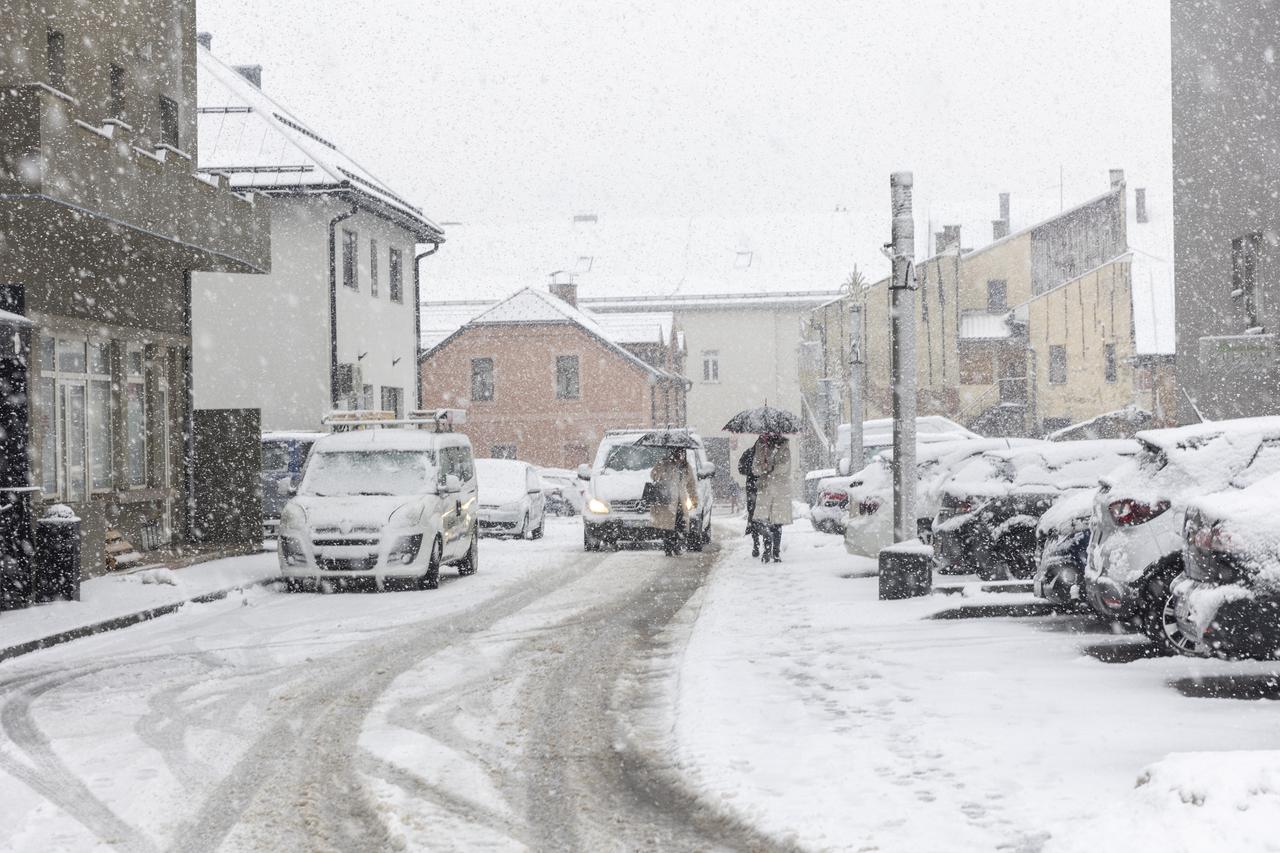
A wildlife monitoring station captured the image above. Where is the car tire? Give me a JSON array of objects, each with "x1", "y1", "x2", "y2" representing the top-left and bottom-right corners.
[
  {"x1": 1141, "y1": 586, "x2": 1204, "y2": 656},
  {"x1": 283, "y1": 578, "x2": 305, "y2": 593},
  {"x1": 420, "y1": 538, "x2": 442, "y2": 590},
  {"x1": 457, "y1": 529, "x2": 478, "y2": 576},
  {"x1": 584, "y1": 525, "x2": 601, "y2": 552}
]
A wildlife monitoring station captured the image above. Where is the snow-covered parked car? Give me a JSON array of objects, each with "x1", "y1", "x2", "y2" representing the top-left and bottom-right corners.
[
  {"x1": 475, "y1": 458, "x2": 546, "y2": 539},
  {"x1": 845, "y1": 438, "x2": 1041, "y2": 558},
  {"x1": 803, "y1": 467, "x2": 838, "y2": 507},
  {"x1": 277, "y1": 419, "x2": 479, "y2": 591},
  {"x1": 538, "y1": 467, "x2": 585, "y2": 516},
  {"x1": 1032, "y1": 488, "x2": 1098, "y2": 609},
  {"x1": 1172, "y1": 469, "x2": 1280, "y2": 660},
  {"x1": 261, "y1": 431, "x2": 323, "y2": 539},
  {"x1": 1086, "y1": 417, "x2": 1280, "y2": 654},
  {"x1": 810, "y1": 475, "x2": 851, "y2": 534},
  {"x1": 933, "y1": 440, "x2": 1137, "y2": 580},
  {"x1": 579, "y1": 429, "x2": 715, "y2": 551}
]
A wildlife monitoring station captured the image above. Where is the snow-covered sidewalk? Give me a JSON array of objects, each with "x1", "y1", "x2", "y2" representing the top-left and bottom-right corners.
[
  {"x1": 0, "y1": 551, "x2": 279, "y2": 659},
  {"x1": 670, "y1": 522, "x2": 1280, "y2": 852}
]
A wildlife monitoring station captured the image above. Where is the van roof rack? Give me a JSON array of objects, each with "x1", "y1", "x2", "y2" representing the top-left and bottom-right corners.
[
  {"x1": 322, "y1": 409, "x2": 467, "y2": 433},
  {"x1": 604, "y1": 425, "x2": 690, "y2": 436}
]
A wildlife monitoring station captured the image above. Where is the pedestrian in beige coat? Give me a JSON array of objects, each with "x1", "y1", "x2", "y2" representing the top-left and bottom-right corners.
[
  {"x1": 649, "y1": 448, "x2": 698, "y2": 556},
  {"x1": 751, "y1": 434, "x2": 793, "y2": 562}
]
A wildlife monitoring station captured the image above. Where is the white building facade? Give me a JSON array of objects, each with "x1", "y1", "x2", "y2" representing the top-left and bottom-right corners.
[{"x1": 190, "y1": 41, "x2": 443, "y2": 431}]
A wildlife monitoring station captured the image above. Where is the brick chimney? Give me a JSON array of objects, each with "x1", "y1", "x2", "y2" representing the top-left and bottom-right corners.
[
  {"x1": 999, "y1": 192, "x2": 1010, "y2": 223},
  {"x1": 234, "y1": 64, "x2": 262, "y2": 89},
  {"x1": 197, "y1": 32, "x2": 212, "y2": 50},
  {"x1": 1135, "y1": 187, "x2": 1148, "y2": 223},
  {"x1": 940, "y1": 225, "x2": 961, "y2": 251},
  {"x1": 549, "y1": 271, "x2": 577, "y2": 308},
  {"x1": 993, "y1": 220, "x2": 1009, "y2": 240},
  {"x1": 1109, "y1": 168, "x2": 1125, "y2": 189}
]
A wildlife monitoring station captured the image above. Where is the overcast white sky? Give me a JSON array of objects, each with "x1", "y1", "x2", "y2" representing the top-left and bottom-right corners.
[{"x1": 197, "y1": 0, "x2": 1172, "y2": 280}]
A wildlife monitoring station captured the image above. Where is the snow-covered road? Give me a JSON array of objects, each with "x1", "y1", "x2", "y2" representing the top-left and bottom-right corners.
[{"x1": 0, "y1": 520, "x2": 774, "y2": 853}]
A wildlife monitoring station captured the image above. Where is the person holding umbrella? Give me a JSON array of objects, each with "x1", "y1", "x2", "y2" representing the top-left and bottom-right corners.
[
  {"x1": 649, "y1": 446, "x2": 699, "y2": 556},
  {"x1": 737, "y1": 444, "x2": 762, "y2": 556},
  {"x1": 722, "y1": 405, "x2": 801, "y2": 564},
  {"x1": 751, "y1": 433, "x2": 792, "y2": 562}
]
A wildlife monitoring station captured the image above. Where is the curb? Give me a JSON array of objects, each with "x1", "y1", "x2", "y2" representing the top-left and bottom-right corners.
[
  {"x1": 927, "y1": 600, "x2": 1056, "y2": 620},
  {"x1": 0, "y1": 577, "x2": 280, "y2": 665}
]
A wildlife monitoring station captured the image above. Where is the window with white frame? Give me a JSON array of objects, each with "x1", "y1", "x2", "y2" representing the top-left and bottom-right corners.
[
  {"x1": 126, "y1": 346, "x2": 147, "y2": 487},
  {"x1": 389, "y1": 247, "x2": 404, "y2": 303},
  {"x1": 38, "y1": 336, "x2": 115, "y2": 500},
  {"x1": 702, "y1": 350, "x2": 720, "y2": 383},
  {"x1": 370, "y1": 238, "x2": 379, "y2": 297}
]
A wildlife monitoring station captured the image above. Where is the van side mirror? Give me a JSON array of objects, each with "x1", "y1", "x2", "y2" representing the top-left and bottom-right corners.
[
  {"x1": 577, "y1": 463, "x2": 592, "y2": 481},
  {"x1": 441, "y1": 474, "x2": 462, "y2": 495},
  {"x1": 276, "y1": 476, "x2": 295, "y2": 497}
]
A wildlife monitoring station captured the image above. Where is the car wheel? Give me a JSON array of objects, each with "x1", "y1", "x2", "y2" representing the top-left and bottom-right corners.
[
  {"x1": 584, "y1": 524, "x2": 600, "y2": 552},
  {"x1": 420, "y1": 538, "x2": 442, "y2": 590},
  {"x1": 283, "y1": 578, "x2": 305, "y2": 593},
  {"x1": 1142, "y1": 589, "x2": 1204, "y2": 656},
  {"x1": 457, "y1": 529, "x2": 478, "y2": 576}
]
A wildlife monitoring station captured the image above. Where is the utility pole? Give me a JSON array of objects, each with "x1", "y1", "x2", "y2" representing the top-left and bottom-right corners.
[
  {"x1": 888, "y1": 171, "x2": 918, "y2": 542},
  {"x1": 847, "y1": 301, "x2": 863, "y2": 474}
]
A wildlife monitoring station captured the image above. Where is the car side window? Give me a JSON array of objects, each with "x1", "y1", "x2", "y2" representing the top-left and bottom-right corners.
[
  {"x1": 438, "y1": 447, "x2": 458, "y2": 483},
  {"x1": 527, "y1": 467, "x2": 540, "y2": 493},
  {"x1": 458, "y1": 447, "x2": 475, "y2": 482},
  {"x1": 1234, "y1": 439, "x2": 1280, "y2": 488}
]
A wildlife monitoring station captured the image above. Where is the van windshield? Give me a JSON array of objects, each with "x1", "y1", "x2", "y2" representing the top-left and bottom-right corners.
[
  {"x1": 301, "y1": 450, "x2": 437, "y2": 496},
  {"x1": 603, "y1": 444, "x2": 672, "y2": 472}
]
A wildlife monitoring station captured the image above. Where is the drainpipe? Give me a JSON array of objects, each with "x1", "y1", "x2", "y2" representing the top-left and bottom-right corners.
[
  {"x1": 414, "y1": 242, "x2": 443, "y2": 409},
  {"x1": 328, "y1": 205, "x2": 358, "y2": 409}
]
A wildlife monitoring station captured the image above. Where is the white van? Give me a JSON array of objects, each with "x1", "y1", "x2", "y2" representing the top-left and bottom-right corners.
[
  {"x1": 277, "y1": 414, "x2": 478, "y2": 590},
  {"x1": 578, "y1": 428, "x2": 716, "y2": 552}
]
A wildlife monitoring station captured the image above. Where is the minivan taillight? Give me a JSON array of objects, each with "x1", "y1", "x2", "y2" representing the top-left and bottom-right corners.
[{"x1": 1108, "y1": 498, "x2": 1170, "y2": 527}]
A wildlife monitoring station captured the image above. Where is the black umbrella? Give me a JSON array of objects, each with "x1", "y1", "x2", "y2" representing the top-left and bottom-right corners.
[
  {"x1": 633, "y1": 429, "x2": 699, "y2": 449},
  {"x1": 722, "y1": 405, "x2": 803, "y2": 434}
]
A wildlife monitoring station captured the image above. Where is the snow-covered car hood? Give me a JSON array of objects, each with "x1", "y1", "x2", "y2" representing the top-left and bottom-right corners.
[
  {"x1": 287, "y1": 494, "x2": 430, "y2": 530},
  {"x1": 591, "y1": 469, "x2": 652, "y2": 502}
]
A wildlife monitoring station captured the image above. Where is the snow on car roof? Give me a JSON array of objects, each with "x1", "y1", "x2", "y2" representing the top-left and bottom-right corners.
[
  {"x1": 312, "y1": 429, "x2": 466, "y2": 453},
  {"x1": 263, "y1": 431, "x2": 326, "y2": 443},
  {"x1": 1005, "y1": 439, "x2": 1139, "y2": 468},
  {"x1": 1134, "y1": 416, "x2": 1280, "y2": 455}
]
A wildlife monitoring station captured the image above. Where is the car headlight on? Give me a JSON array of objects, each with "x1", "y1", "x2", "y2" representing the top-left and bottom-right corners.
[
  {"x1": 587, "y1": 497, "x2": 610, "y2": 514},
  {"x1": 280, "y1": 503, "x2": 307, "y2": 531},
  {"x1": 389, "y1": 534, "x2": 423, "y2": 565}
]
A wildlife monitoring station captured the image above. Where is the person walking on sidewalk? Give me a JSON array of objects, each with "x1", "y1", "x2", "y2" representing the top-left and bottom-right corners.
[
  {"x1": 751, "y1": 434, "x2": 793, "y2": 563},
  {"x1": 738, "y1": 444, "x2": 761, "y2": 557},
  {"x1": 650, "y1": 447, "x2": 699, "y2": 557}
]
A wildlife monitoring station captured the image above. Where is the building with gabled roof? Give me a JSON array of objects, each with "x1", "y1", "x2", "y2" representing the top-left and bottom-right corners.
[
  {"x1": 190, "y1": 37, "x2": 444, "y2": 431},
  {"x1": 419, "y1": 284, "x2": 688, "y2": 468}
]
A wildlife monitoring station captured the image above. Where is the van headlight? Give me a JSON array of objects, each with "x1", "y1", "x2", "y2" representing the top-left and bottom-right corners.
[
  {"x1": 280, "y1": 536, "x2": 309, "y2": 566},
  {"x1": 588, "y1": 498, "x2": 610, "y2": 514},
  {"x1": 280, "y1": 503, "x2": 307, "y2": 530},
  {"x1": 389, "y1": 534, "x2": 423, "y2": 565}
]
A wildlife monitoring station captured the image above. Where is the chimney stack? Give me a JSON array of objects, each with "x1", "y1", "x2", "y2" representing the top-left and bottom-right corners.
[
  {"x1": 549, "y1": 271, "x2": 578, "y2": 308},
  {"x1": 941, "y1": 225, "x2": 961, "y2": 251},
  {"x1": 993, "y1": 220, "x2": 1009, "y2": 240},
  {"x1": 196, "y1": 32, "x2": 212, "y2": 50},
  {"x1": 1109, "y1": 168, "x2": 1125, "y2": 189},
  {"x1": 234, "y1": 64, "x2": 263, "y2": 89},
  {"x1": 999, "y1": 192, "x2": 1010, "y2": 223},
  {"x1": 1135, "y1": 187, "x2": 1148, "y2": 223}
]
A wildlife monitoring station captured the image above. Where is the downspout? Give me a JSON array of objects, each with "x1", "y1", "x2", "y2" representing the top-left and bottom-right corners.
[
  {"x1": 414, "y1": 241, "x2": 443, "y2": 409},
  {"x1": 328, "y1": 205, "x2": 359, "y2": 408}
]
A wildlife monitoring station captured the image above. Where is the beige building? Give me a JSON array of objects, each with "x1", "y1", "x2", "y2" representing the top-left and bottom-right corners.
[
  {"x1": 804, "y1": 173, "x2": 1175, "y2": 443},
  {"x1": 0, "y1": 1, "x2": 270, "y2": 572}
]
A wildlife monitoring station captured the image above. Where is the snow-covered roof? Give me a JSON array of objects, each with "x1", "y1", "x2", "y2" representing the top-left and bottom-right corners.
[
  {"x1": 424, "y1": 287, "x2": 683, "y2": 382},
  {"x1": 196, "y1": 45, "x2": 442, "y2": 241},
  {"x1": 0, "y1": 309, "x2": 33, "y2": 327},
  {"x1": 419, "y1": 212, "x2": 857, "y2": 302},
  {"x1": 582, "y1": 291, "x2": 841, "y2": 311},
  {"x1": 592, "y1": 311, "x2": 674, "y2": 346},
  {"x1": 958, "y1": 311, "x2": 1014, "y2": 340}
]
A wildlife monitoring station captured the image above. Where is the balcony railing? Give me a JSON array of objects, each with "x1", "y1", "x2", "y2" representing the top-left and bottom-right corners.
[{"x1": 0, "y1": 84, "x2": 269, "y2": 274}]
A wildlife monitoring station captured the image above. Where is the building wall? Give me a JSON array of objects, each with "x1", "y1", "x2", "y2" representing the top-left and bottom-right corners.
[
  {"x1": 419, "y1": 323, "x2": 660, "y2": 469},
  {"x1": 2, "y1": 0, "x2": 199, "y2": 155},
  {"x1": 193, "y1": 196, "x2": 420, "y2": 430},
  {"x1": 1171, "y1": 0, "x2": 1280, "y2": 421},
  {"x1": 677, "y1": 304, "x2": 810, "y2": 482},
  {"x1": 1027, "y1": 260, "x2": 1135, "y2": 427}
]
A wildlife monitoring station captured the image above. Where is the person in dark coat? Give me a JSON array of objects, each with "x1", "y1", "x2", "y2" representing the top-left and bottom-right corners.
[{"x1": 738, "y1": 444, "x2": 762, "y2": 557}]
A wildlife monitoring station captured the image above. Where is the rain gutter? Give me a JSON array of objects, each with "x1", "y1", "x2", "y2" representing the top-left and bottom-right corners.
[
  {"x1": 414, "y1": 242, "x2": 443, "y2": 409},
  {"x1": 328, "y1": 204, "x2": 359, "y2": 408}
]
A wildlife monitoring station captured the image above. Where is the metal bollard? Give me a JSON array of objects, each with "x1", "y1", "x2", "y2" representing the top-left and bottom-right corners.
[{"x1": 35, "y1": 504, "x2": 81, "y2": 603}]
